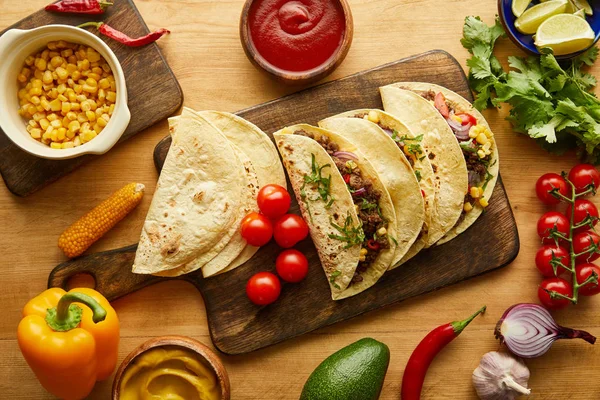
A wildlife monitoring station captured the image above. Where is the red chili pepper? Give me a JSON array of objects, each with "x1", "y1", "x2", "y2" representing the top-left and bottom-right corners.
[
  {"x1": 401, "y1": 305, "x2": 486, "y2": 400},
  {"x1": 46, "y1": 0, "x2": 112, "y2": 14},
  {"x1": 420, "y1": 189, "x2": 425, "y2": 198},
  {"x1": 367, "y1": 239, "x2": 380, "y2": 250},
  {"x1": 78, "y1": 22, "x2": 170, "y2": 47},
  {"x1": 343, "y1": 174, "x2": 351, "y2": 184}
]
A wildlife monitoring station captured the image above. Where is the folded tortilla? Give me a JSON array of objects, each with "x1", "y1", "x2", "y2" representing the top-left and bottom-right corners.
[
  {"x1": 380, "y1": 84, "x2": 468, "y2": 245},
  {"x1": 386, "y1": 83, "x2": 499, "y2": 244},
  {"x1": 318, "y1": 112, "x2": 426, "y2": 268},
  {"x1": 132, "y1": 112, "x2": 247, "y2": 275},
  {"x1": 275, "y1": 124, "x2": 396, "y2": 300},
  {"x1": 192, "y1": 109, "x2": 286, "y2": 277}
]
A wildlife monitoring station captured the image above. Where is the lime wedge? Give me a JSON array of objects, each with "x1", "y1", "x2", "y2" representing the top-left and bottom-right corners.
[
  {"x1": 515, "y1": 0, "x2": 568, "y2": 34},
  {"x1": 512, "y1": 0, "x2": 532, "y2": 17},
  {"x1": 535, "y1": 13, "x2": 595, "y2": 55},
  {"x1": 573, "y1": 0, "x2": 593, "y2": 15},
  {"x1": 574, "y1": 8, "x2": 586, "y2": 18}
]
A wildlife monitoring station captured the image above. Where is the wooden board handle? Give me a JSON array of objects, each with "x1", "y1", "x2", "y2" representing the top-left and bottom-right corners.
[{"x1": 48, "y1": 244, "x2": 166, "y2": 301}]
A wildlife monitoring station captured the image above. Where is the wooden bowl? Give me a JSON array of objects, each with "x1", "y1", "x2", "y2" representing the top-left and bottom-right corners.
[
  {"x1": 112, "y1": 336, "x2": 231, "y2": 400},
  {"x1": 239, "y1": 0, "x2": 353, "y2": 85}
]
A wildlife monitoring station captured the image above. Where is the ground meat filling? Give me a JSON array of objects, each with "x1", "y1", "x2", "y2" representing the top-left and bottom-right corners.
[{"x1": 294, "y1": 129, "x2": 389, "y2": 284}]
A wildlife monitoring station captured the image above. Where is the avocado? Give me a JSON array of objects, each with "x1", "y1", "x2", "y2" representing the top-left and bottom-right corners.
[{"x1": 299, "y1": 337, "x2": 390, "y2": 400}]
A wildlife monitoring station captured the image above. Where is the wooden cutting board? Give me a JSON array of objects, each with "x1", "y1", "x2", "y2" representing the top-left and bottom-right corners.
[
  {"x1": 0, "y1": 0, "x2": 182, "y2": 197},
  {"x1": 48, "y1": 50, "x2": 519, "y2": 355}
]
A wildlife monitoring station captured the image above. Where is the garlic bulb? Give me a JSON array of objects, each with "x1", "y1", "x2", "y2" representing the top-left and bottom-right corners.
[{"x1": 473, "y1": 352, "x2": 531, "y2": 400}]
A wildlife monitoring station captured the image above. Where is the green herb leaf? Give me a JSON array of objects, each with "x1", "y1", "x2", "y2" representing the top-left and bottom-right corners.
[{"x1": 328, "y1": 214, "x2": 365, "y2": 249}]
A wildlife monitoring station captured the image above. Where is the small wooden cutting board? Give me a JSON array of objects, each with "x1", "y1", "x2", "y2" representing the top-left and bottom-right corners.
[
  {"x1": 48, "y1": 50, "x2": 519, "y2": 355},
  {"x1": 0, "y1": 0, "x2": 182, "y2": 197}
]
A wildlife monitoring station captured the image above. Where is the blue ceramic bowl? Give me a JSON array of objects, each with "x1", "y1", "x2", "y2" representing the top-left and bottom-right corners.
[{"x1": 498, "y1": 0, "x2": 600, "y2": 59}]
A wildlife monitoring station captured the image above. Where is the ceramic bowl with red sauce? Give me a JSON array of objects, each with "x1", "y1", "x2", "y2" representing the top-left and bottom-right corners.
[{"x1": 240, "y1": 0, "x2": 353, "y2": 85}]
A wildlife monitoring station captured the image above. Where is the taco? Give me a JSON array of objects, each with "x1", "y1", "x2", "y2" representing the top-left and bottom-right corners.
[
  {"x1": 382, "y1": 83, "x2": 499, "y2": 244},
  {"x1": 275, "y1": 124, "x2": 397, "y2": 300},
  {"x1": 380, "y1": 84, "x2": 468, "y2": 244},
  {"x1": 318, "y1": 111, "x2": 427, "y2": 267},
  {"x1": 133, "y1": 111, "x2": 248, "y2": 275}
]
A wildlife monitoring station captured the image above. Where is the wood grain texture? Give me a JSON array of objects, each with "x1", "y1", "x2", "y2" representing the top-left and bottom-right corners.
[
  {"x1": 49, "y1": 50, "x2": 519, "y2": 355},
  {"x1": 0, "y1": 0, "x2": 183, "y2": 197},
  {"x1": 2, "y1": 0, "x2": 600, "y2": 399}
]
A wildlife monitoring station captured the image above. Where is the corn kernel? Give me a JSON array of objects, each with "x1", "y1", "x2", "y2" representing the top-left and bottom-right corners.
[
  {"x1": 82, "y1": 84, "x2": 98, "y2": 94},
  {"x1": 70, "y1": 102, "x2": 81, "y2": 111},
  {"x1": 49, "y1": 99, "x2": 61, "y2": 112},
  {"x1": 68, "y1": 120, "x2": 80, "y2": 133},
  {"x1": 464, "y1": 202, "x2": 473, "y2": 212},
  {"x1": 85, "y1": 110, "x2": 96, "y2": 122},
  {"x1": 477, "y1": 149, "x2": 486, "y2": 159},
  {"x1": 62, "y1": 141, "x2": 74, "y2": 149},
  {"x1": 97, "y1": 116, "x2": 107, "y2": 128},
  {"x1": 470, "y1": 186, "x2": 481, "y2": 199},
  {"x1": 30, "y1": 128, "x2": 42, "y2": 139},
  {"x1": 34, "y1": 58, "x2": 47, "y2": 71},
  {"x1": 450, "y1": 114, "x2": 462, "y2": 124},
  {"x1": 73, "y1": 136, "x2": 81, "y2": 147},
  {"x1": 50, "y1": 130, "x2": 58, "y2": 141},
  {"x1": 476, "y1": 132, "x2": 488, "y2": 145},
  {"x1": 47, "y1": 113, "x2": 58, "y2": 122},
  {"x1": 359, "y1": 255, "x2": 366, "y2": 262},
  {"x1": 39, "y1": 118, "x2": 50, "y2": 130},
  {"x1": 106, "y1": 91, "x2": 116, "y2": 103},
  {"x1": 32, "y1": 112, "x2": 45, "y2": 122},
  {"x1": 30, "y1": 95, "x2": 41, "y2": 105},
  {"x1": 377, "y1": 227, "x2": 387, "y2": 236},
  {"x1": 360, "y1": 248, "x2": 368, "y2": 256},
  {"x1": 50, "y1": 142, "x2": 62, "y2": 149},
  {"x1": 61, "y1": 102, "x2": 71, "y2": 114},
  {"x1": 479, "y1": 197, "x2": 489, "y2": 208},
  {"x1": 468, "y1": 126, "x2": 478, "y2": 138},
  {"x1": 25, "y1": 55, "x2": 35, "y2": 66}
]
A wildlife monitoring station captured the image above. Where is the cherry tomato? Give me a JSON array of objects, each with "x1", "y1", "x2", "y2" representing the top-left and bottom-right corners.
[
  {"x1": 566, "y1": 199, "x2": 599, "y2": 233},
  {"x1": 535, "y1": 173, "x2": 568, "y2": 205},
  {"x1": 537, "y1": 211, "x2": 569, "y2": 245},
  {"x1": 257, "y1": 184, "x2": 291, "y2": 219},
  {"x1": 573, "y1": 231, "x2": 600, "y2": 263},
  {"x1": 568, "y1": 164, "x2": 600, "y2": 194},
  {"x1": 535, "y1": 245, "x2": 570, "y2": 277},
  {"x1": 434, "y1": 92, "x2": 450, "y2": 118},
  {"x1": 538, "y1": 277, "x2": 573, "y2": 310},
  {"x1": 240, "y1": 212, "x2": 273, "y2": 247},
  {"x1": 276, "y1": 249, "x2": 309, "y2": 283},
  {"x1": 576, "y1": 263, "x2": 600, "y2": 296},
  {"x1": 273, "y1": 214, "x2": 309, "y2": 248},
  {"x1": 246, "y1": 272, "x2": 281, "y2": 305},
  {"x1": 455, "y1": 113, "x2": 477, "y2": 126}
]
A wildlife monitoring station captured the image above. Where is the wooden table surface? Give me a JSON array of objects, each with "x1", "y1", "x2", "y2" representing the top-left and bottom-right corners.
[{"x1": 1, "y1": 0, "x2": 599, "y2": 398}]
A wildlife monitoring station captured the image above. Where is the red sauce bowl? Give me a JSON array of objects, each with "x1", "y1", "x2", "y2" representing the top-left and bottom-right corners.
[{"x1": 240, "y1": 0, "x2": 353, "y2": 85}]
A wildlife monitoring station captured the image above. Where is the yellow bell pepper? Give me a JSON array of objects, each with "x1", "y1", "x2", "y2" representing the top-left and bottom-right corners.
[{"x1": 17, "y1": 288, "x2": 119, "y2": 400}]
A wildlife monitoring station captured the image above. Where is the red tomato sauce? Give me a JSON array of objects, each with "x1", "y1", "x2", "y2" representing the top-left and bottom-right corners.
[{"x1": 248, "y1": 0, "x2": 346, "y2": 73}]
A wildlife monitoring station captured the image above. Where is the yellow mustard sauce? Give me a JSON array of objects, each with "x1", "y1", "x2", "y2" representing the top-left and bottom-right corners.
[{"x1": 120, "y1": 346, "x2": 221, "y2": 400}]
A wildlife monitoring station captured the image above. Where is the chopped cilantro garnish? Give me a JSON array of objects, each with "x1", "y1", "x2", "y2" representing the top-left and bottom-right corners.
[
  {"x1": 301, "y1": 153, "x2": 334, "y2": 204},
  {"x1": 328, "y1": 214, "x2": 365, "y2": 249},
  {"x1": 391, "y1": 131, "x2": 424, "y2": 157},
  {"x1": 415, "y1": 169, "x2": 422, "y2": 182}
]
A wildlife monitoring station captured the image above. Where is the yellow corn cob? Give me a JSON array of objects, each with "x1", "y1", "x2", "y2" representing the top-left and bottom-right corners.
[{"x1": 58, "y1": 182, "x2": 145, "y2": 258}]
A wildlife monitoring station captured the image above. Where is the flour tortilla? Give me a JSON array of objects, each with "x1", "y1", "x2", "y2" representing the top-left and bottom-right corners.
[
  {"x1": 380, "y1": 84, "x2": 468, "y2": 245},
  {"x1": 274, "y1": 130, "x2": 359, "y2": 297},
  {"x1": 276, "y1": 124, "x2": 397, "y2": 300},
  {"x1": 173, "y1": 109, "x2": 286, "y2": 277},
  {"x1": 395, "y1": 83, "x2": 499, "y2": 244},
  {"x1": 132, "y1": 113, "x2": 246, "y2": 275},
  {"x1": 318, "y1": 112, "x2": 425, "y2": 268}
]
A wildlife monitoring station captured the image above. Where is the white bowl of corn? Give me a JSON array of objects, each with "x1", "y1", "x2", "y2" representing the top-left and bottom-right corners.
[{"x1": 0, "y1": 24, "x2": 130, "y2": 160}]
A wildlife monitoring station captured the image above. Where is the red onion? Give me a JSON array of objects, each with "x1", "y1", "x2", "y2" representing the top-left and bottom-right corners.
[
  {"x1": 446, "y1": 117, "x2": 472, "y2": 141},
  {"x1": 381, "y1": 128, "x2": 394, "y2": 136},
  {"x1": 495, "y1": 303, "x2": 596, "y2": 359},
  {"x1": 351, "y1": 187, "x2": 366, "y2": 197},
  {"x1": 333, "y1": 151, "x2": 358, "y2": 161}
]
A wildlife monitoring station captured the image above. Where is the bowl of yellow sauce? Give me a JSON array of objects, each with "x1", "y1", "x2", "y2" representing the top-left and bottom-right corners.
[{"x1": 112, "y1": 336, "x2": 230, "y2": 400}]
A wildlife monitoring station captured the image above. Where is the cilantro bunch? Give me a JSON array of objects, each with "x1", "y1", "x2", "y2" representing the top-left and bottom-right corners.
[{"x1": 462, "y1": 16, "x2": 600, "y2": 163}]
